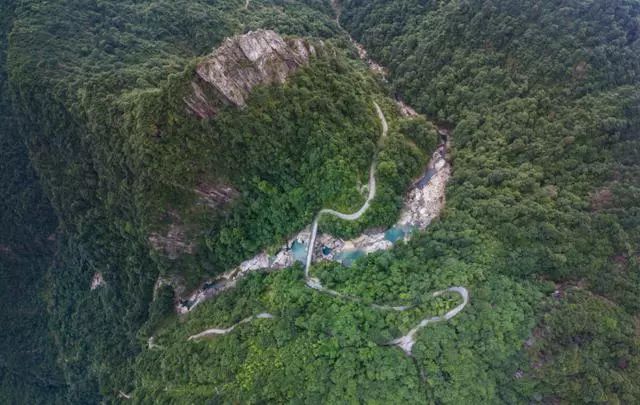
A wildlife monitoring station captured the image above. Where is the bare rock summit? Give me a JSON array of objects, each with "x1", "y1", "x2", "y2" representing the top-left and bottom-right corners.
[{"x1": 185, "y1": 30, "x2": 317, "y2": 118}]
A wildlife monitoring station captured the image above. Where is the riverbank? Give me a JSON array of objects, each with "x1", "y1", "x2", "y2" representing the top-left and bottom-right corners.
[{"x1": 176, "y1": 123, "x2": 451, "y2": 314}]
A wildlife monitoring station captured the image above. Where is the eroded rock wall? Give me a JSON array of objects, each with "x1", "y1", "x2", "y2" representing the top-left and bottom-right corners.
[{"x1": 185, "y1": 30, "x2": 317, "y2": 118}]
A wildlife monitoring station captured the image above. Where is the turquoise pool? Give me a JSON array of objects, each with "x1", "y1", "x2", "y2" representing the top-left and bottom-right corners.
[
  {"x1": 384, "y1": 227, "x2": 406, "y2": 243},
  {"x1": 291, "y1": 240, "x2": 308, "y2": 263},
  {"x1": 335, "y1": 249, "x2": 365, "y2": 267}
]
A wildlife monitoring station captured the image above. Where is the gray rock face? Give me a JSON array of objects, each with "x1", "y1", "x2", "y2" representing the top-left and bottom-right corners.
[
  {"x1": 148, "y1": 211, "x2": 195, "y2": 259},
  {"x1": 185, "y1": 30, "x2": 316, "y2": 118},
  {"x1": 90, "y1": 272, "x2": 105, "y2": 290},
  {"x1": 194, "y1": 182, "x2": 238, "y2": 209}
]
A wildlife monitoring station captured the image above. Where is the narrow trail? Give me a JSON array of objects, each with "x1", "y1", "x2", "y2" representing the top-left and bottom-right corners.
[
  {"x1": 388, "y1": 287, "x2": 469, "y2": 354},
  {"x1": 188, "y1": 313, "x2": 273, "y2": 341},
  {"x1": 243, "y1": 0, "x2": 250, "y2": 10},
  {"x1": 189, "y1": 103, "x2": 468, "y2": 355},
  {"x1": 304, "y1": 102, "x2": 386, "y2": 280}
]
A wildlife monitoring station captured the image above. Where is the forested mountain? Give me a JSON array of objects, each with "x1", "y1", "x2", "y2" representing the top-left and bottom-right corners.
[
  {"x1": 340, "y1": 0, "x2": 640, "y2": 401},
  {"x1": 1, "y1": 1, "x2": 65, "y2": 403},
  {"x1": 1, "y1": 0, "x2": 638, "y2": 403}
]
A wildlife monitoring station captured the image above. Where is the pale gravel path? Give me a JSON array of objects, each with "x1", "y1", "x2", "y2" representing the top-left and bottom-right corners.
[
  {"x1": 188, "y1": 313, "x2": 274, "y2": 341},
  {"x1": 388, "y1": 287, "x2": 469, "y2": 354}
]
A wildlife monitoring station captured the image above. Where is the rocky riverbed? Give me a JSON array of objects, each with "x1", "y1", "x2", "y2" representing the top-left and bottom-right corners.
[{"x1": 176, "y1": 129, "x2": 451, "y2": 314}]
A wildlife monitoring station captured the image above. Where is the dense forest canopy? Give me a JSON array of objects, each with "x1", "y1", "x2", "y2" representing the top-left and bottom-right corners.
[
  {"x1": 339, "y1": 0, "x2": 640, "y2": 401},
  {"x1": 1, "y1": 1, "x2": 65, "y2": 403},
  {"x1": 1, "y1": 0, "x2": 639, "y2": 403}
]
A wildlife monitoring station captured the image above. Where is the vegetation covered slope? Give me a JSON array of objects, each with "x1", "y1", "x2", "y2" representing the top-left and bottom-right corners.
[
  {"x1": 0, "y1": 1, "x2": 65, "y2": 403},
  {"x1": 1, "y1": 0, "x2": 639, "y2": 403},
  {"x1": 338, "y1": 0, "x2": 640, "y2": 402},
  {"x1": 134, "y1": 1, "x2": 640, "y2": 402},
  {"x1": 3, "y1": 0, "x2": 431, "y2": 401}
]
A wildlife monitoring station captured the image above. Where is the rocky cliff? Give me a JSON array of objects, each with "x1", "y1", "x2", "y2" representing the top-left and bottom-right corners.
[{"x1": 185, "y1": 30, "x2": 317, "y2": 118}]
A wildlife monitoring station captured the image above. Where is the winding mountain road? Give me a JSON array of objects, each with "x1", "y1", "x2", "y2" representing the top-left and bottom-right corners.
[
  {"x1": 188, "y1": 313, "x2": 273, "y2": 340},
  {"x1": 189, "y1": 103, "x2": 468, "y2": 355},
  {"x1": 388, "y1": 287, "x2": 469, "y2": 354},
  {"x1": 302, "y1": 102, "x2": 467, "y2": 354},
  {"x1": 304, "y1": 102, "x2": 385, "y2": 279}
]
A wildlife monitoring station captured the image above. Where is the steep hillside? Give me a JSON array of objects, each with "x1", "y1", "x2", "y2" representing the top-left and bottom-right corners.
[
  {"x1": 0, "y1": 1, "x2": 65, "y2": 402},
  {"x1": 1, "y1": 0, "x2": 639, "y2": 403},
  {"x1": 339, "y1": 0, "x2": 640, "y2": 402},
  {"x1": 4, "y1": 0, "x2": 431, "y2": 400}
]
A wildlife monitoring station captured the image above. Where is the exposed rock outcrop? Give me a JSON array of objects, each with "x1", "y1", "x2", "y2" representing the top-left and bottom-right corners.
[
  {"x1": 153, "y1": 274, "x2": 186, "y2": 299},
  {"x1": 149, "y1": 183, "x2": 236, "y2": 260},
  {"x1": 350, "y1": 39, "x2": 387, "y2": 77},
  {"x1": 185, "y1": 30, "x2": 317, "y2": 118},
  {"x1": 148, "y1": 211, "x2": 195, "y2": 259},
  {"x1": 395, "y1": 99, "x2": 419, "y2": 117},
  {"x1": 398, "y1": 146, "x2": 450, "y2": 229},
  {"x1": 238, "y1": 252, "x2": 270, "y2": 273},
  {"x1": 342, "y1": 232, "x2": 393, "y2": 254},
  {"x1": 194, "y1": 182, "x2": 238, "y2": 209},
  {"x1": 90, "y1": 272, "x2": 105, "y2": 290}
]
